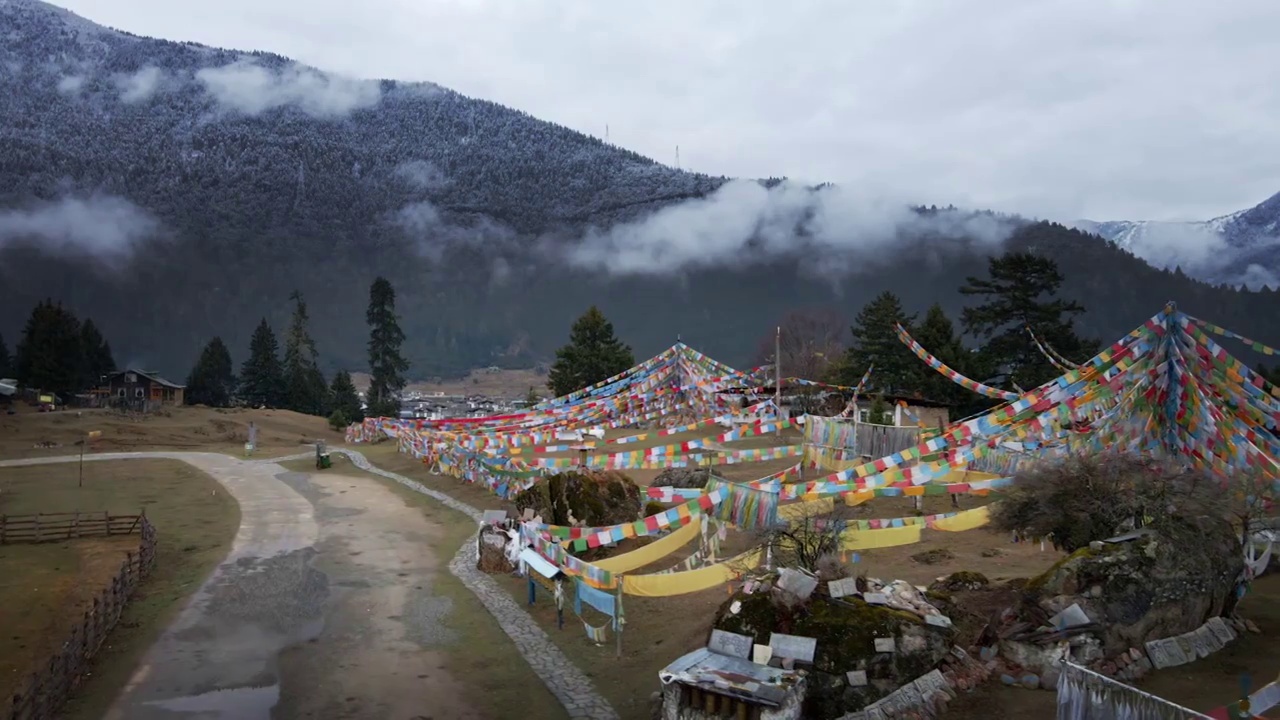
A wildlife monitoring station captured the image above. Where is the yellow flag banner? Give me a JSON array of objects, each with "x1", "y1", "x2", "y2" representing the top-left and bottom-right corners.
[
  {"x1": 622, "y1": 548, "x2": 763, "y2": 597},
  {"x1": 591, "y1": 518, "x2": 701, "y2": 574},
  {"x1": 932, "y1": 505, "x2": 992, "y2": 532},
  {"x1": 840, "y1": 524, "x2": 923, "y2": 550}
]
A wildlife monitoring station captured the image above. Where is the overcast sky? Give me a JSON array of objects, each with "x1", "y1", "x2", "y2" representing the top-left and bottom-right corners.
[{"x1": 55, "y1": 0, "x2": 1280, "y2": 223}]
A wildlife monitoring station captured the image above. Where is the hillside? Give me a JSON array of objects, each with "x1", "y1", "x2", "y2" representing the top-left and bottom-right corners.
[
  {"x1": 1, "y1": 0, "x2": 1278, "y2": 381},
  {"x1": 1077, "y1": 191, "x2": 1280, "y2": 289}
]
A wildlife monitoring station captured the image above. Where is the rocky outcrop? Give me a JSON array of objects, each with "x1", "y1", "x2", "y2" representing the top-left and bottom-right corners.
[
  {"x1": 513, "y1": 469, "x2": 643, "y2": 529},
  {"x1": 1024, "y1": 531, "x2": 1242, "y2": 657},
  {"x1": 652, "y1": 467, "x2": 711, "y2": 489}
]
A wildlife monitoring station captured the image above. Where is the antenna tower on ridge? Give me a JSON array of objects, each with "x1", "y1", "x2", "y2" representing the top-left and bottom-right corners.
[{"x1": 675, "y1": 145, "x2": 680, "y2": 169}]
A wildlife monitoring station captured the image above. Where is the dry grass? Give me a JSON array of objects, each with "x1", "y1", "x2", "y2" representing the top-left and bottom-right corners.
[
  {"x1": 0, "y1": 537, "x2": 138, "y2": 699},
  {"x1": 0, "y1": 404, "x2": 336, "y2": 461},
  {"x1": 0, "y1": 459, "x2": 240, "y2": 719}
]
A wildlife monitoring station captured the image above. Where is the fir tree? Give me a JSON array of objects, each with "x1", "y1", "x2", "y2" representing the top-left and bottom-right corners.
[
  {"x1": 239, "y1": 318, "x2": 285, "y2": 408},
  {"x1": 836, "y1": 291, "x2": 919, "y2": 394},
  {"x1": 960, "y1": 252, "x2": 1096, "y2": 389},
  {"x1": 0, "y1": 332, "x2": 11, "y2": 378},
  {"x1": 15, "y1": 299, "x2": 83, "y2": 397},
  {"x1": 77, "y1": 318, "x2": 116, "y2": 391},
  {"x1": 330, "y1": 370, "x2": 363, "y2": 423},
  {"x1": 283, "y1": 291, "x2": 328, "y2": 416},
  {"x1": 912, "y1": 303, "x2": 995, "y2": 420},
  {"x1": 548, "y1": 306, "x2": 635, "y2": 398},
  {"x1": 366, "y1": 277, "x2": 409, "y2": 418},
  {"x1": 186, "y1": 337, "x2": 236, "y2": 407}
]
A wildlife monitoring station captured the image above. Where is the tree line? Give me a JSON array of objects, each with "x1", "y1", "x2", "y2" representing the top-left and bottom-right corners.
[
  {"x1": 3, "y1": 300, "x2": 116, "y2": 399},
  {"x1": 8, "y1": 278, "x2": 410, "y2": 430},
  {"x1": 186, "y1": 277, "x2": 410, "y2": 428},
  {"x1": 546, "y1": 252, "x2": 1103, "y2": 421}
]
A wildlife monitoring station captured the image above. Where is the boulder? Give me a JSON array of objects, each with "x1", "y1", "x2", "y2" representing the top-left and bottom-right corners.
[
  {"x1": 713, "y1": 590, "x2": 955, "y2": 719},
  {"x1": 1023, "y1": 530, "x2": 1242, "y2": 657},
  {"x1": 513, "y1": 469, "x2": 642, "y2": 530},
  {"x1": 652, "y1": 466, "x2": 711, "y2": 489}
]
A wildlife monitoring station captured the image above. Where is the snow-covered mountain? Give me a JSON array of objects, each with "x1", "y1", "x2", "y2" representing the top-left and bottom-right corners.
[{"x1": 1076, "y1": 192, "x2": 1280, "y2": 289}]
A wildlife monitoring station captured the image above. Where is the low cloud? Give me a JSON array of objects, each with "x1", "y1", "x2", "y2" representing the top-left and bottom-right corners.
[
  {"x1": 1093, "y1": 221, "x2": 1280, "y2": 288},
  {"x1": 395, "y1": 160, "x2": 450, "y2": 192},
  {"x1": 56, "y1": 74, "x2": 85, "y2": 94},
  {"x1": 0, "y1": 195, "x2": 161, "y2": 259},
  {"x1": 560, "y1": 180, "x2": 1012, "y2": 275},
  {"x1": 1237, "y1": 263, "x2": 1279, "y2": 291},
  {"x1": 114, "y1": 66, "x2": 167, "y2": 103},
  {"x1": 393, "y1": 200, "x2": 515, "y2": 262},
  {"x1": 196, "y1": 60, "x2": 381, "y2": 118}
]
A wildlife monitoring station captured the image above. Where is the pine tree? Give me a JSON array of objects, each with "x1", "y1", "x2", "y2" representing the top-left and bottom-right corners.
[
  {"x1": 836, "y1": 291, "x2": 919, "y2": 394},
  {"x1": 330, "y1": 370, "x2": 363, "y2": 423},
  {"x1": 283, "y1": 291, "x2": 328, "y2": 416},
  {"x1": 186, "y1": 337, "x2": 236, "y2": 407},
  {"x1": 15, "y1": 299, "x2": 83, "y2": 397},
  {"x1": 960, "y1": 252, "x2": 1096, "y2": 389},
  {"x1": 239, "y1": 318, "x2": 286, "y2": 408},
  {"x1": 0, "y1": 332, "x2": 11, "y2": 378},
  {"x1": 77, "y1": 318, "x2": 116, "y2": 391},
  {"x1": 366, "y1": 277, "x2": 410, "y2": 418},
  {"x1": 548, "y1": 306, "x2": 635, "y2": 398}
]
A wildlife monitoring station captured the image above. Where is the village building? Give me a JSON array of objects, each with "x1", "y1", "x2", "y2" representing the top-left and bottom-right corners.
[
  {"x1": 846, "y1": 392, "x2": 950, "y2": 428},
  {"x1": 99, "y1": 369, "x2": 185, "y2": 410}
]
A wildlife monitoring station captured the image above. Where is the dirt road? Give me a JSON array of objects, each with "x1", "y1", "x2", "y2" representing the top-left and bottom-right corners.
[{"x1": 0, "y1": 452, "x2": 484, "y2": 720}]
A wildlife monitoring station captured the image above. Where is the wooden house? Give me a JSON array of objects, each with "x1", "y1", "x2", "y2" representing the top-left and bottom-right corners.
[{"x1": 101, "y1": 369, "x2": 185, "y2": 411}]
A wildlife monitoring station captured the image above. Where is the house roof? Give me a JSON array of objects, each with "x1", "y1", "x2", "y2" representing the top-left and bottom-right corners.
[
  {"x1": 109, "y1": 368, "x2": 186, "y2": 389},
  {"x1": 659, "y1": 647, "x2": 803, "y2": 707}
]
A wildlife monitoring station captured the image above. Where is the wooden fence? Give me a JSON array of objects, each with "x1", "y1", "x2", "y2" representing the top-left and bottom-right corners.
[
  {"x1": 3, "y1": 514, "x2": 157, "y2": 720},
  {"x1": 0, "y1": 512, "x2": 148, "y2": 545}
]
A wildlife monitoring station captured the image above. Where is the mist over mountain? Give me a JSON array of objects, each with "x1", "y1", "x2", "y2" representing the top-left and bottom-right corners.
[
  {"x1": 1076, "y1": 191, "x2": 1280, "y2": 290},
  {"x1": 2, "y1": 0, "x2": 1278, "y2": 380}
]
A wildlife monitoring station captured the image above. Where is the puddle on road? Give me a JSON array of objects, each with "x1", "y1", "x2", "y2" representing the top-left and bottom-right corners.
[{"x1": 147, "y1": 684, "x2": 280, "y2": 719}]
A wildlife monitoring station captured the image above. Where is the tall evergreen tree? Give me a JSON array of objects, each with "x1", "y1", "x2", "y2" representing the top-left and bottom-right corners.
[
  {"x1": 366, "y1": 277, "x2": 410, "y2": 418},
  {"x1": 911, "y1": 303, "x2": 995, "y2": 419},
  {"x1": 186, "y1": 337, "x2": 236, "y2": 407},
  {"x1": 835, "y1": 291, "x2": 919, "y2": 394},
  {"x1": 329, "y1": 370, "x2": 363, "y2": 423},
  {"x1": 0, "y1": 332, "x2": 11, "y2": 378},
  {"x1": 283, "y1": 291, "x2": 328, "y2": 416},
  {"x1": 77, "y1": 318, "x2": 116, "y2": 390},
  {"x1": 239, "y1": 318, "x2": 286, "y2": 408},
  {"x1": 548, "y1": 306, "x2": 635, "y2": 398},
  {"x1": 15, "y1": 299, "x2": 82, "y2": 397},
  {"x1": 960, "y1": 252, "x2": 1096, "y2": 389}
]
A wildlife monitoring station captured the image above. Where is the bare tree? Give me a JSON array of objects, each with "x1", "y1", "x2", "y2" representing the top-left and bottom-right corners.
[
  {"x1": 757, "y1": 504, "x2": 859, "y2": 579},
  {"x1": 754, "y1": 308, "x2": 847, "y2": 383}
]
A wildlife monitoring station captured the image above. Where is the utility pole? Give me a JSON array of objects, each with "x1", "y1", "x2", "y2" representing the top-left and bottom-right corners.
[{"x1": 775, "y1": 325, "x2": 782, "y2": 436}]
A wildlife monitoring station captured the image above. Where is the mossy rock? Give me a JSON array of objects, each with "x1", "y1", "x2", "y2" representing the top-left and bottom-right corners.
[
  {"x1": 928, "y1": 570, "x2": 990, "y2": 594},
  {"x1": 1020, "y1": 528, "x2": 1243, "y2": 656},
  {"x1": 713, "y1": 591, "x2": 953, "y2": 719},
  {"x1": 513, "y1": 469, "x2": 642, "y2": 530}
]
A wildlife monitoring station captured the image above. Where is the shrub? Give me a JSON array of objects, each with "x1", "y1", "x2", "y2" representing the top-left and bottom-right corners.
[
  {"x1": 327, "y1": 409, "x2": 349, "y2": 432},
  {"x1": 990, "y1": 452, "x2": 1230, "y2": 552}
]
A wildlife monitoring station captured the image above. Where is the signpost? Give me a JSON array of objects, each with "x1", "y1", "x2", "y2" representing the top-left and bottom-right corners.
[{"x1": 79, "y1": 430, "x2": 101, "y2": 488}]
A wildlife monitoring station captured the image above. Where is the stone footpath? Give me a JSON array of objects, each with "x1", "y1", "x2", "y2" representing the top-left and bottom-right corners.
[{"x1": 270, "y1": 449, "x2": 620, "y2": 720}]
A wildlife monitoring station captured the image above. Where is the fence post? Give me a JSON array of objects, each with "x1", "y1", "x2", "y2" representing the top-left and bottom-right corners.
[
  {"x1": 1, "y1": 514, "x2": 6, "y2": 545},
  {"x1": 35, "y1": 512, "x2": 42, "y2": 543}
]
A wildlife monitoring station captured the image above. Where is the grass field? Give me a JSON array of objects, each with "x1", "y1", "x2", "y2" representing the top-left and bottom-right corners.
[
  {"x1": 0, "y1": 459, "x2": 240, "y2": 720},
  {"x1": 0, "y1": 404, "x2": 334, "y2": 461},
  {"x1": 0, "y1": 537, "x2": 138, "y2": 702}
]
